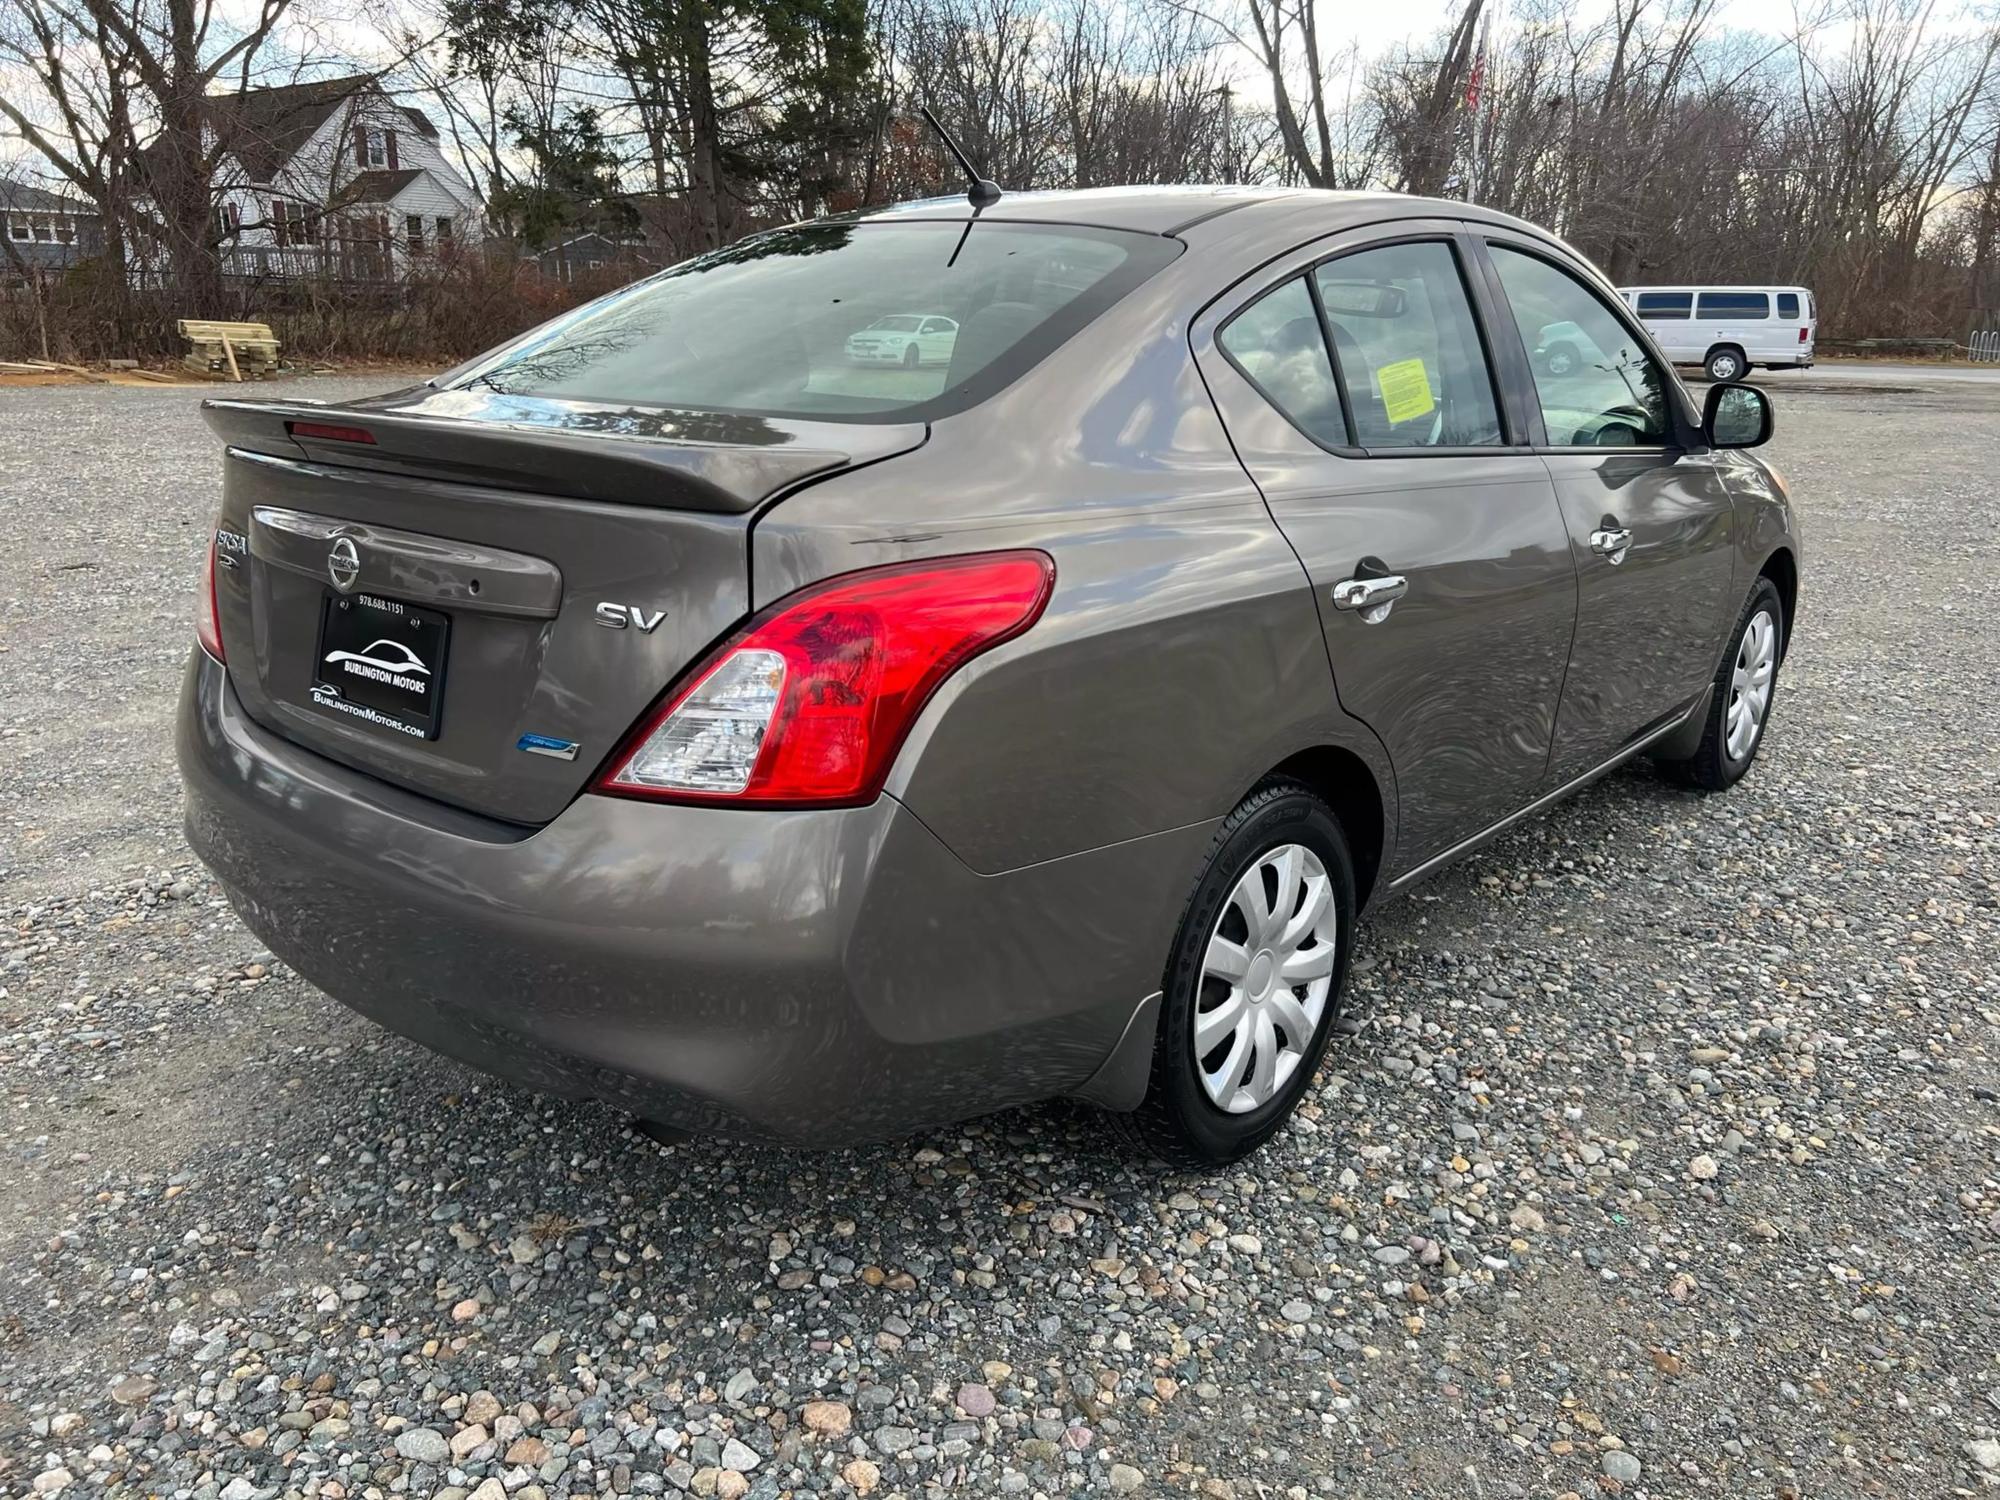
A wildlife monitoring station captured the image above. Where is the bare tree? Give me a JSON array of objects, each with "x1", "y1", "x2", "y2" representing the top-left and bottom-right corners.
[{"x1": 0, "y1": 0, "x2": 142, "y2": 278}]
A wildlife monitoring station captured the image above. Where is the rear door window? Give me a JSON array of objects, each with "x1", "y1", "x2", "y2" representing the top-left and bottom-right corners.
[
  {"x1": 1217, "y1": 277, "x2": 1349, "y2": 448},
  {"x1": 1488, "y1": 244, "x2": 1672, "y2": 448},
  {"x1": 1636, "y1": 292, "x2": 1693, "y2": 319},
  {"x1": 1696, "y1": 291, "x2": 1771, "y2": 319},
  {"x1": 453, "y1": 221, "x2": 1178, "y2": 422},
  {"x1": 1311, "y1": 242, "x2": 1503, "y2": 449},
  {"x1": 1776, "y1": 292, "x2": 1800, "y2": 319}
]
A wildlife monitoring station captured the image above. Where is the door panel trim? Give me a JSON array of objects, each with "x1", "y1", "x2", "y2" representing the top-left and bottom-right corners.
[{"x1": 1384, "y1": 688, "x2": 1705, "y2": 891}]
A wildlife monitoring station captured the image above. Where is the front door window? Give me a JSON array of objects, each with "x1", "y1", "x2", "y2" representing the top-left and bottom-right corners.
[{"x1": 1488, "y1": 246, "x2": 1671, "y2": 447}]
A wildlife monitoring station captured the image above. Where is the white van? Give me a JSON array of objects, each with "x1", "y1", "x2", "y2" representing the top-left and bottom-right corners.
[{"x1": 1616, "y1": 285, "x2": 1816, "y2": 381}]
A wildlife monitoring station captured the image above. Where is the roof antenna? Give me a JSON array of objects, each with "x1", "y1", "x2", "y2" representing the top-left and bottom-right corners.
[{"x1": 918, "y1": 104, "x2": 1002, "y2": 211}]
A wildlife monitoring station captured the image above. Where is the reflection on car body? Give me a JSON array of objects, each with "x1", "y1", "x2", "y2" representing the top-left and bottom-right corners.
[{"x1": 844, "y1": 313, "x2": 959, "y2": 367}]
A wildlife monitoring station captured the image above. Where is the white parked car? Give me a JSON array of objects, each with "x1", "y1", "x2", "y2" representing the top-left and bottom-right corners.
[
  {"x1": 1617, "y1": 285, "x2": 1815, "y2": 380},
  {"x1": 844, "y1": 314, "x2": 959, "y2": 368}
]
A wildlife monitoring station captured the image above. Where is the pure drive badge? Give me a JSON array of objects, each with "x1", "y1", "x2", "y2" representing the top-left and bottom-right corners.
[{"x1": 517, "y1": 733, "x2": 580, "y2": 761}]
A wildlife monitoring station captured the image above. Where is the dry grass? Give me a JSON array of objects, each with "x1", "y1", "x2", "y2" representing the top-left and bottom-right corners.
[{"x1": 2, "y1": 248, "x2": 636, "y2": 367}]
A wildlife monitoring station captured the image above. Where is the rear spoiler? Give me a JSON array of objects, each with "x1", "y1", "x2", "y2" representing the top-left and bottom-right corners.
[{"x1": 201, "y1": 394, "x2": 926, "y2": 514}]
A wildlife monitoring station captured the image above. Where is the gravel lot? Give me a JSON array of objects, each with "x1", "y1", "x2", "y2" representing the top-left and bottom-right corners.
[{"x1": 2, "y1": 370, "x2": 1997, "y2": 1500}]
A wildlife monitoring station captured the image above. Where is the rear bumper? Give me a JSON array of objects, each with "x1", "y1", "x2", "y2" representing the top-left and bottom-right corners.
[{"x1": 178, "y1": 652, "x2": 1193, "y2": 1144}]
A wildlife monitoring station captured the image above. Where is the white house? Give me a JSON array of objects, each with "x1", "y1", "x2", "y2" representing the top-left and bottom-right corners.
[
  {"x1": 156, "y1": 74, "x2": 486, "y2": 281},
  {"x1": 1, "y1": 181, "x2": 103, "y2": 274}
]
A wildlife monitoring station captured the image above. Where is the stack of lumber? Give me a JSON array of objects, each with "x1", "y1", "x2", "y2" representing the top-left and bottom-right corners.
[{"x1": 178, "y1": 319, "x2": 282, "y2": 380}]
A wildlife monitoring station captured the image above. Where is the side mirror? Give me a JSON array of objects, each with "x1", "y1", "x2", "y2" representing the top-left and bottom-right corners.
[{"x1": 1703, "y1": 382, "x2": 1773, "y2": 449}]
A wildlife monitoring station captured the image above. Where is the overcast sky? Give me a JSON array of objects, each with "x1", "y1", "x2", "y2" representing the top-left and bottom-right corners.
[
  {"x1": 1344, "y1": 0, "x2": 1802, "y2": 52},
  {"x1": 0, "y1": 0, "x2": 1915, "y2": 177}
]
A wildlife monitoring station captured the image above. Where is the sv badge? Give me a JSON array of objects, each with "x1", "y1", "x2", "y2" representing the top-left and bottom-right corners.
[{"x1": 595, "y1": 602, "x2": 666, "y2": 632}]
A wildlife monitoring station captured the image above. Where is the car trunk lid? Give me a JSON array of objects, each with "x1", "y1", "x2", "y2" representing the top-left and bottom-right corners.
[{"x1": 203, "y1": 392, "x2": 925, "y2": 825}]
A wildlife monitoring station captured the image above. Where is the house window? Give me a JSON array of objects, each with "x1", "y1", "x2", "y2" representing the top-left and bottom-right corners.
[
  {"x1": 8, "y1": 217, "x2": 31, "y2": 241},
  {"x1": 55, "y1": 217, "x2": 75, "y2": 245},
  {"x1": 354, "y1": 124, "x2": 399, "y2": 170},
  {"x1": 272, "y1": 200, "x2": 319, "y2": 248},
  {"x1": 406, "y1": 214, "x2": 425, "y2": 254},
  {"x1": 435, "y1": 215, "x2": 453, "y2": 245},
  {"x1": 213, "y1": 202, "x2": 241, "y2": 239}
]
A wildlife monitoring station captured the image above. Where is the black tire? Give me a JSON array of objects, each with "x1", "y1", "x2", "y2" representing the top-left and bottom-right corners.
[
  {"x1": 1661, "y1": 576, "x2": 1785, "y2": 792},
  {"x1": 1119, "y1": 780, "x2": 1357, "y2": 1168},
  {"x1": 1704, "y1": 345, "x2": 1747, "y2": 382},
  {"x1": 901, "y1": 342, "x2": 921, "y2": 368}
]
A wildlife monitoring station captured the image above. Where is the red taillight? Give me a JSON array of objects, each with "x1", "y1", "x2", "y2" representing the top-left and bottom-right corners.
[
  {"x1": 196, "y1": 532, "x2": 225, "y2": 661},
  {"x1": 287, "y1": 420, "x2": 376, "y2": 444},
  {"x1": 1799, "y1": 327, "x2": 1810, "y2": 344},
  {"x1": 596, "y1": 552, "x2": 1055, "y2": 807}
]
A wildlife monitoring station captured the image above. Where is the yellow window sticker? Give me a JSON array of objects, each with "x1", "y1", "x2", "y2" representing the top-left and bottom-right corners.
[{"x1": 1376, "y1": 358, "x2": 1436, "y2": 424}]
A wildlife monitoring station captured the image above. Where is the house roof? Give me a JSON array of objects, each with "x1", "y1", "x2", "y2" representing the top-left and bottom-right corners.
[
  {"x1": 0, "y1": 181, "x2": 94, "y2": 214},
  {"x1": 200, "y1": 74, "x2": 439, "y2": 184},
  {"x1": 538, "y1": 232, "x2": 648, "y2": 253},
  {"x1": 334, "y1": 168, "x2": 424, "y2": 208}
]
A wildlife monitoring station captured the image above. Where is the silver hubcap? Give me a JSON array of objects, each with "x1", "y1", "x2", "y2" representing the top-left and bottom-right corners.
[
  {"x1": 1195, "y1": 844, "x2": 1337, "y2": 1114},
  {"x1": 1726, "y1": 609, "x2": 1777, "y2": 760},
  {"x1": 1713, "y1": 354, "x2": 1740, "y2": 379}
]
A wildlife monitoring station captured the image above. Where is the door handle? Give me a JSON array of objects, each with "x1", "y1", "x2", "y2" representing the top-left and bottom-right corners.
[
  {"x1": 1589, "y1": 525, "x2": 1632, "y2": 565},
  {"x1": 1331, "y1": 572, "x2": 1409, "y2": 624}
]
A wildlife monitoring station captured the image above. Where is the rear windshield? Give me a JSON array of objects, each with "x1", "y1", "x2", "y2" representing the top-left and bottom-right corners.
[{"x1": 454, "y1": 221, "x2": 1179, "y2": 422}]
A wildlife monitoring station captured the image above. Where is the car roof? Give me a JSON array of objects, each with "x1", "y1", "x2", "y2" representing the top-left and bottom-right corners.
[
  {"x1": 836, "y1": 185, "x2": 1294, "y2": 234},
  {"x1": 1619, "y1": 284, "x2": 1811, "y2": 293},
  {"x1": 831, "y1": 185, "x2": 1580, "y2": 242}
]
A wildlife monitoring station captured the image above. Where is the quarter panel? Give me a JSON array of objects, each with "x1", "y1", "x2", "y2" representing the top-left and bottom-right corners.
[{"x1": 752, "y1": 269, "x2": 1396, "y2": 875}]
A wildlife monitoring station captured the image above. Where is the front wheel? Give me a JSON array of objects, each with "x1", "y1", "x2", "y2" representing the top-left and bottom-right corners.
[
  {"x1": 901, "y1": 342, "x2": 921, "y2": 368},
  {"x1": 1661, "y1": 577, "x2": 1784, "y2": 791},
  {"x1": 1120, "y1": 781, "x2": 1356, "y2": 1167}
]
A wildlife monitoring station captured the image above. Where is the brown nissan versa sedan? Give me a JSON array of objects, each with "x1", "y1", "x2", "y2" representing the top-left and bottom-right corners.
[{"x1": 179, "y1": 187, "x2": 1799, "y2": 1165}]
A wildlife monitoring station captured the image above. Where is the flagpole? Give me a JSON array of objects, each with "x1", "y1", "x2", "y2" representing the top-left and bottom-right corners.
[{"x1": 1466, "y1": 3, "x2": 1493, "y2": 204}]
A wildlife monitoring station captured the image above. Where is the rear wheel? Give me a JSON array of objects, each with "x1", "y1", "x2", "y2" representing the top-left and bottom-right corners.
[
  {"x1": 901, "y1": 342, "x2": 921, "y2": 368},
  {"x1": 1661, "y1": 577, "x2": 1784, "y2": 791},
  {"x1": 1704, "y1": 345, "x2": 1747, "y2": 381},
  {"x1": 1120, "y1": 781, "x2": 1355, "y2": 1167},
  {"x1": 1544, "y1": 340, "x2": 1578, "y2": 377}
]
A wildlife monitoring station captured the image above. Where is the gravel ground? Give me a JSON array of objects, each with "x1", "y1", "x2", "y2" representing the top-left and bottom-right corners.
[{"x1": 2, "y1": 372, "x2": 1996, "y2": 1500}]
